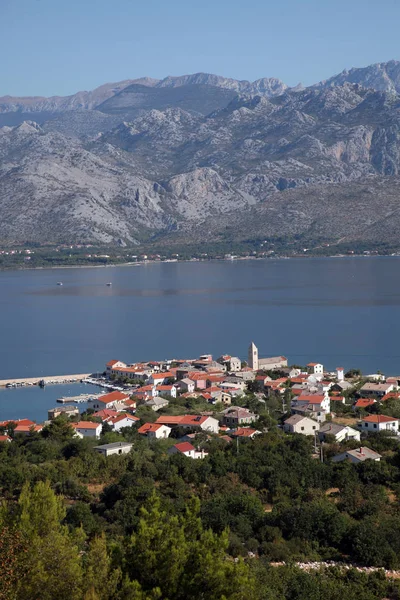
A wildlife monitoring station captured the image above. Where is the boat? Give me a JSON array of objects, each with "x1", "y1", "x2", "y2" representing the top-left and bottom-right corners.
[
  {"x1": 106, "y1": 282, "x2": 112, "y2": 286},
  {"x1": 38, "y1": 379, "x2": 46, "y2": 388},
  {"x1": 57, "y1": 282, "x2": 63, "y2": 286}
]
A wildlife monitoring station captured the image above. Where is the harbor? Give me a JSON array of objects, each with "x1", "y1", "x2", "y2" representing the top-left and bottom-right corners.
[{"x1": 0, "y1": 373, "x2": 92, "y2": 388}]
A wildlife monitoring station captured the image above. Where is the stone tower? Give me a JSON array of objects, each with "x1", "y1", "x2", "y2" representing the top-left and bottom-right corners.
[{"x1": 248, "y1": 341, "x2": 259, "y2": 371}]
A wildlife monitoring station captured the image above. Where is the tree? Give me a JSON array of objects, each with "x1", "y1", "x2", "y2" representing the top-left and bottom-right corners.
[{"x1": 84, "y1": 534, "x2": 120, "y2": 600}]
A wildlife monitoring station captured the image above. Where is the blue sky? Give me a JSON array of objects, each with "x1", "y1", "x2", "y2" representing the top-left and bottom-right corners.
[{"x1": 1, "y1": 0, "x2": 399, "y2": 97}]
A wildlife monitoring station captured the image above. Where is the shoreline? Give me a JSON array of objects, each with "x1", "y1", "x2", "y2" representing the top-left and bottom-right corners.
[
  {"x1": 1, "y1": 253, "x2": 399, "y2": 274},
  {"x1": 0, "y1": 373, "x2": 92, "y2": 388}
]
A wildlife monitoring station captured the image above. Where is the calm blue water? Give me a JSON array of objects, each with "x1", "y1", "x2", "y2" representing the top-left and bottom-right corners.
[
  {"x1": 1, "y1": 257, "x2": 400, "y2": 400},
  {"x1": 0, "y1": 382, "x2": 93, "y2": 422}
]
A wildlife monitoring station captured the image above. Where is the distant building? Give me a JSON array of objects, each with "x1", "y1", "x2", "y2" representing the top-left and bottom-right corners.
[
  {"x1": 48, "y1": 406, "x2": 79, "y2": 420},
  {"x1": 283, "y1": 415, "x2": 319, "y2": 435},
  {"x1": 72, "y1": 421, "x2": 102, "y2": 439},
  {"x1": 137, "y1": 423, "x2": 171, "y2": 439},
  {"x1": 222, "y1": 407, "x2": 258, "y2": 427},
  {"x1": 307, "y1": 363, "x2": 324, "y2": 375},
  {"x1": 144, "y1": 396, "x2": 170, "y2": 411},
  {"x1": 358, "y1": 414, "x2": 399, "y2": 434},
  {"x1": 88, "y1": 391, "x2": 131, "y2": 411},
  {"x1": 168, "y1": 442, "x2": 207, "y2": 459},
  {"x1": 248, "y1": 342, "x2": 287, "y2": 371},
  {"x1": 332, "y1": 447, "x2": 382, "y2": 464},
  {"x1": 359, "y1": 382, "x2": 395, "y2": 398},
  {"x1": 94, "y1": 442, "x2": 133, "y2": 457},
  {"x1": 318, "y1": 423, "x2": 360, "y2": 443}
]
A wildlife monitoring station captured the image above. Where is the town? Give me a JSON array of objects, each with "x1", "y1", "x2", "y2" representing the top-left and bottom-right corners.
[{"x1": 1, "y1": 341, "x2": 399, "y2": 464}]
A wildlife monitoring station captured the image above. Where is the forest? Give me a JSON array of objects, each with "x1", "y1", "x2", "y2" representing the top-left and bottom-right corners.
[{"x1": 1, "y1": 414, "x2": 400, "y2": 599}]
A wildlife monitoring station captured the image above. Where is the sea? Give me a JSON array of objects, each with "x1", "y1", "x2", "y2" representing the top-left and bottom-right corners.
[{"x1": 1, "y1": 256, "x2": 400, "y2": 422}]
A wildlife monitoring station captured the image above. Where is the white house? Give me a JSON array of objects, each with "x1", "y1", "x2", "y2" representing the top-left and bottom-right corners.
[
  {"x1": 94, "y1": 442, "x2": 133, "y2": 457},
  {"x1": 179, "y1": 378, "x2": 195, "y2": 394},
  {"x1": 88, "y1": 391, "x2": 131, "y2": 411},
  {"x1": 358, "y1": 414, "x2": 399, "y2": 434},
  {"x1": 168, "y1": 442, "x2": 208, "y2": 459},
  {"x1": 156, "y1": 385, "x2": 177, "y2": 398},
  {"x1": 359, "y1": 382, "x2": 395, "y2": 398},
  {"x1": 283, "y1": 415, "x2": 319, "y2": 435},
  {"x1": 137, "y1": 423, "x2": 171, "y2": 439},
  {"x1": 295, "y1": 393, "x2": 331, "y2": 413},
  {"x1": 307, "y1": 363, "x2": 324, "y2": 375},
  {"x1": 332, "y1": 447, "x2": 382, "y2": 464},
  {"x1": 149, "y1": 372, "x2": 174, "y2": 385},
  {"x1": 318, "y1": 423, "x2": 360, "y2": 443},
  {"x1": 108, "y1": 414, "x2": 139, "y2": 432},
  {"x1": 72, "y1": 421, "x2": 102, "y2": 439}
]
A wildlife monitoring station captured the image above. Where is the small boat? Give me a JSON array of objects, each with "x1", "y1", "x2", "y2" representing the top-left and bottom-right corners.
[
  {"x1": 38, "y1": 379, "x2": 46, "y2": 388},
  {"x1": 106, "y1": 282, "x2": 112, "y2": 286},
  {"x1": 57, "y1": 282, "x2": 63, "y2": 286}
]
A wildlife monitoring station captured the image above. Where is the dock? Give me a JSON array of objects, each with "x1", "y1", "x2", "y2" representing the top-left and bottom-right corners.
[
  {"x1": 57, "y1": 392, "x2": 105, "y2": 404},
  {"x1": 0, "y1": 373, "x2": 92, "y2": 388}
]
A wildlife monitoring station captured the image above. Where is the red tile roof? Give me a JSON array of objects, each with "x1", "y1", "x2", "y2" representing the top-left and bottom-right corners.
[
  {"x1": 97, "y1": 391, "x2": 130, "y2": 404},
  {"x1": 174, "y1": 442, "x2": 195, "y2": 453},
  {"x1": 354, "y1": 399, "x2": 376, "y2": 408},
  {"x1": 138, "y1": 423, "x2": 163, "y2": 434},
  {"x1": 362, "y1": 414, "x2": 398, "y2": 423},
  {"x1": 231, "y1": 428, "x2": 258, "y2": 437},
  {"x1": 72, "y1": 421, "x2": 102, "y2": 430},
  {"x1": 107, "y1": 360, "x2": 120, "y2": 367}
]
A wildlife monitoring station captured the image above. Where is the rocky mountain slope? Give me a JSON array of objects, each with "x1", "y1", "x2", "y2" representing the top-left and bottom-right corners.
[{"x1": 2, "y1": 63, "x2": 400, "y2": 248}]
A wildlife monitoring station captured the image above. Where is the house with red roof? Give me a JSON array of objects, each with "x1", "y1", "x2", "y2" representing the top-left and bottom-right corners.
[
  {"x1": 230, "y1": 428, "x2": 260, "y2": 439},
  {"x1": 72, "y1": 421, "x2": 103, "y2": 439},
  {"x1": 307, "y1": 362, "x2": 324, "y2": 376},
  {"x1": 168, "y1": 442, "x2": 208, "y2": 459},
  {"x1": 149, "y1": 372, "x2": 174, "y2": 385},
  {"x1": 358, "y1": 414, "x2": 399, "y2": 434},
  {"x1": 107, "y1": 414, "x2": 139, "y2": 432},
  {"x1": 353, "y1": 398, "x2": 377, "y2": 411},
  {"x1": 156, "y1": 384, "x2": 177, "y2": 398},
  {"x1": 156, "y1": 414, "x2": 219, "y2": 434},
  {"x1": 88, "y1": 391, "x2": 131, "y2": 411},
  {"x1": 106, "y1": 360, "x2": 126, "y2": 375},
  {"x1": 0, "y1": 434, "x2": 11, "y2": 443},
  {"x1": 137, "y1": 422, "x2": 171, "y2": 439}
]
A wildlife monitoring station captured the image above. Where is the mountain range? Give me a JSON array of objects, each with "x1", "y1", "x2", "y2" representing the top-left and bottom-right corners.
[{"x1": 2, "y1": 61, "x2": 400, "y2": 249}]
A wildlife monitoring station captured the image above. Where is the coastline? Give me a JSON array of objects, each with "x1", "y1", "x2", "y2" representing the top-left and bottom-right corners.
[{"x1": 1, "y1": 253, "x2": 399, "y2": 274}]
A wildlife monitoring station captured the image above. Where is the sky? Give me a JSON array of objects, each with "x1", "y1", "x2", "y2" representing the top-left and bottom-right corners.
[{"x1": 0, "y1": 0, "x2": 399, "y2": 97}]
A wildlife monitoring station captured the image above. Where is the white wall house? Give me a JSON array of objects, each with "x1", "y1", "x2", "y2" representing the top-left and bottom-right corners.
[
  {"x1": 318, "y1": 423, "x2": 360, "y2": 443},
  {"x1": 138, "y1": 423, "x2": 172, "y2": 439},
  {"x1": 307, "y1": 363, "x2": 324, "y2": 375},
  {"x1": 94, "y1": 442, "x2": 133, "y2": 457},
  {"x1": 358, "y1": 415, "x2": 399, "y2": 434},
  {"x1": 72, "y1": 421, "x2": 102, "y2": 439},
  {"x1": 88, "y1": 391, "x2": 130, "y2": 411}
]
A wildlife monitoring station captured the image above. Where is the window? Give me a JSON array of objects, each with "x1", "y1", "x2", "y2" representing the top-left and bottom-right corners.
[
  {"x1": 374, "y1": 424, "x2": 377, "y2": 428},
  {"x1": 301, "y1": 426, "x2": 304, "y2": 431}
]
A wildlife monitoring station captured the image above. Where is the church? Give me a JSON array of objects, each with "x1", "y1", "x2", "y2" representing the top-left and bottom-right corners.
[{"x1": 247, "y1": 342, "x2": 287, "y2": 371}]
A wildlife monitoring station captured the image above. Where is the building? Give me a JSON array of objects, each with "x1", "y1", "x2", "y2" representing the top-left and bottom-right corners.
[
  {"x1": 144, "y1": 396, "x2": 170, "y2": 411},
  {"x1": 307, "y1": 363, "x2": 324, "y2": 375},
  {"x1": 137, "y1": 423, "x2": 171, "y2": 439},
  {"x1": 156, "y1": 385, "x2": 177, "y2": 398},
  {"x1": 332, "y1": 447, "x2": 382, "y2": 464},
  {"x1": 178, "y1": 378, "x2": 195, "y2": 394},
  {"x1": 94, "y1": 442, "x2": 133, "y2": 457},
  {"x1": 294, "y1": 393, "x2": 331, "y2": 413},
  {"x1": 353, "y1": 398, "x2": 377, "y2": 411},
  {"x1": 359, "y1": 382, "x2": 395, "y2": 398},
  {"x1": 149, "y1": 372, "x2": 174, "y2": 385},
  {"x1": 107, "y1": 414, "x2": 139, "y2": 431},
  {"x1": 358, "y1": 414, "x2": 399, "y2": 434},
  {"x1": 247, "y1": 342, "x2": 287, "y2": 371},
  {"x1": 217, "y1": 355, "x2": 241, "y2": 372},
  {"x1": 230, "y1": 427, "x2": 260, "y2": 439},
  {"x1": 283, "y1": 415, "x2": 319, "y2": 435},
  {"x1": 248, "y1": 342, "x2": 259, "y2": 371},
  {"x1": 337, "y1": 367, "x2": 345, "y2": 382},
  {"x1": 318, "y1": 423, "x2": 360, "y2": 443},
  {"x1": 168, "y1": 442, "x2": 208, "y2": 459},
  {"x1": 48, "y1": 406, "x2": 79, "y2": 420},
  {"x1": 155, "y1": 415, "x2": 219, "y2": 434},
  {"x1": 222, "y1": 407, "x2": 258, "y2": 427},
  {"x1": 106, "y1": 360, "x2": 126, "y2": 376},
  {"x1": 72, "y1": 421, "x2": 102, "y2": 439},
  {"x1": 88, "y1": 391, "x2": 131, "y2": 411}
]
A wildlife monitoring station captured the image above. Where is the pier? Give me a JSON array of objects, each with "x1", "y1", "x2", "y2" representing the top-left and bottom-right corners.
[
  {"x1": 0, "y1": 373, "x2": 92, "y2": 388},
  {"x1": 57, "y1": 392, "x2": 105, "y2": 404}
]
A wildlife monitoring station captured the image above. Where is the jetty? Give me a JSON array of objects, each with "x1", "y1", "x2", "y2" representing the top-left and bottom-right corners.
[
  {"x1": 57, "y1": 392, "x2": 105, "y2": 404},
  {"x1": 0, "y1": 373, "x2": 92, "y2": 388}
]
